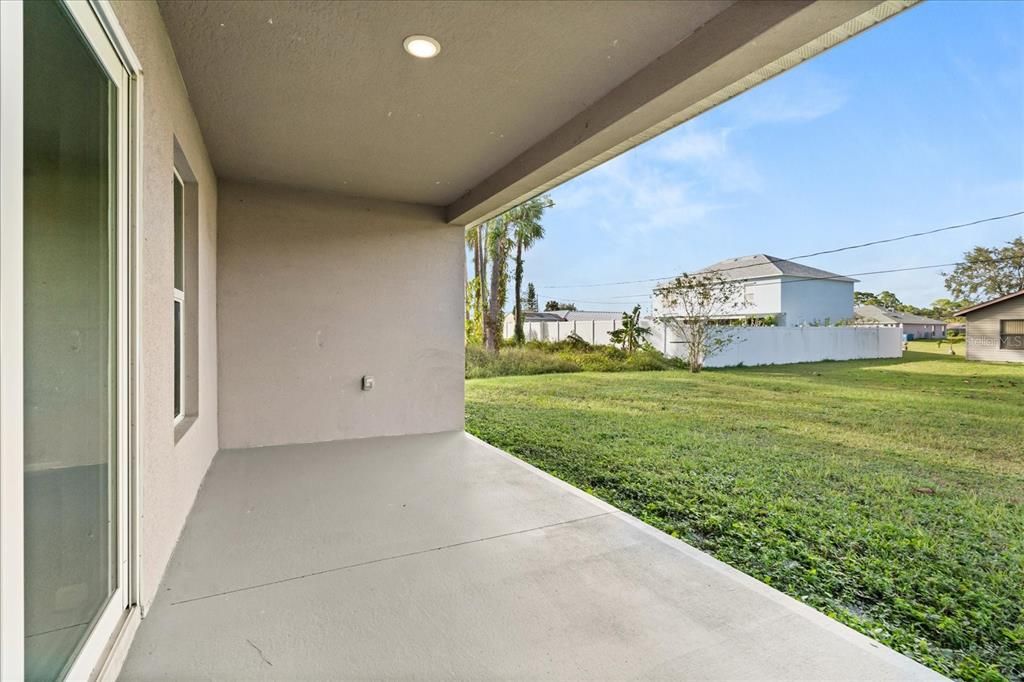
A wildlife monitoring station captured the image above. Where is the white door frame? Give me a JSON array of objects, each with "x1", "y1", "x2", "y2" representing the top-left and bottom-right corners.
[
  {"x1": 0, "y1": 1, "x2": 143, "y2": 678},
  {"x1": 0, "y1": 1, "x2": 27, "y2": 679}
]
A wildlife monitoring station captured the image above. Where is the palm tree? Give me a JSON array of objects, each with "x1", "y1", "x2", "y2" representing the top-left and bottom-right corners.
[
  {"x1": 507, "y1": 195, "x2": 553, "y2": 344},
  {"x1": 465, "y1": 223, "x2": 488, "y2": 345},
  {"x1": 484, "y1": 215, "x2": 511, "y2": 352}
]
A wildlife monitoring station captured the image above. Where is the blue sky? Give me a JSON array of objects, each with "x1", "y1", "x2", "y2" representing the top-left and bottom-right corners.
[{"x1": 523, "y1": 0, "x2": 1024, "y2": 311}]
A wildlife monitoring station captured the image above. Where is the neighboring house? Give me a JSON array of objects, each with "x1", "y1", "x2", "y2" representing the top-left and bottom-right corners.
[
  {"x1": 504, "y1": 310, "x2": 628, "y2": 343},
  {"x1": 504, "y1": 309, "x2": 625, "y2": 325},
  {"x1": 651, "y1": 254, "x2": 856, "y2": 327},
  {"x1": 853, "y1": 305, "x2": 947, "y2": 339},
  {"x1": 0, "y1": 2, "x2": 936, "y2": 680},
  {"x1": 956, "y1": 290, "x2": 1024, "y2": 363}
]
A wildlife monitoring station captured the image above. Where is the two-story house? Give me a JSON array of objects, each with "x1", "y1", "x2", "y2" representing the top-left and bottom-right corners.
[{"x1": 652, "y1": 254, "x2": 856, "y2": 326}]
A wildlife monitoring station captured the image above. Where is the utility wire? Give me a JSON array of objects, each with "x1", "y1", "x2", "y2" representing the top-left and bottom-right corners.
[
  {"x1": 536, "y1": 256, "x2": 1020, "y2": 307},
  {"x1": 536, "y1": 210, "x2": 1023, "y2": 290}
]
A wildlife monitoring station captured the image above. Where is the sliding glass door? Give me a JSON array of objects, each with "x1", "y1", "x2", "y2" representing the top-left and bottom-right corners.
[{"x1": 20, "y1": 1, "x2": 130, "y2": 678}]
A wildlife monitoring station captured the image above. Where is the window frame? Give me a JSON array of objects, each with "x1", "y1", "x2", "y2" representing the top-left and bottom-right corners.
[
  {"x1": 172, "y1": 169, "x2": 185, "y2": 424},
  {"x1": 999, "y1": 319, "x2": 1024, "y2": 350}
]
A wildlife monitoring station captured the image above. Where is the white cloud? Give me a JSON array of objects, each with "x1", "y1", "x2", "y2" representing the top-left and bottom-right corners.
[
  {"x1": 729, "y1": 72, "x2": 847, "y2": 125},
  {"x1": 657, "y1": 128, "x2": 730, "y2": 163},
  {"x1": 548, "y1": 67, "x2": 847, "y2": 237},
  {"x1": 652, "y1": 126, "x2": 763, "y2": 194},
  {"x1": 569, "y1": 154, "x2": 721, "y2": 234}
]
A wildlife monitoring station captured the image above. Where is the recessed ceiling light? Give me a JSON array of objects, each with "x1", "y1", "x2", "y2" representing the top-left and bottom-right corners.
[{"x1": 403, "y1": 35, "x2": 441, "y2": 59}]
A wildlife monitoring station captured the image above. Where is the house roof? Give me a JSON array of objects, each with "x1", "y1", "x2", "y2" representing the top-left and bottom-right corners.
[
  {"x1": 521, "y1": 312, "x2": 567, "y2": 322},
  {"x1": 696, "y1": 254, "x2": 856, "y2": 283},
  {"x1": 564, "y1": 311, "x2": 626, "y2": 322},
  {"x1": 954, "y1": 289, "x2": 1024, "y2": 316},
  {"x1": 854, "y1": 305, "x2": 946, "y2": 326},
  {"x1": 518, "y1": 310, "x2": 627, "y2": 323}
]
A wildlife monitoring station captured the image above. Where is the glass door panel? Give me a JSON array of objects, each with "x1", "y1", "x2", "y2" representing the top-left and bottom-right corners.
[{"x1": 23, "y1": 1, "x2": 120, "y2": 679}]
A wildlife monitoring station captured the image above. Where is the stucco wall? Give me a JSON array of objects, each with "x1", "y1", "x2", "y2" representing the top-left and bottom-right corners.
[
  {"x1": 650, "y1": 276, "x2": 853, "y2": 327},
  {"x1": 110, "y1": 0, "x2": 219, "y2": 611},
  {"x1": 903, "y1": 323, "x2": 946, "y2": 340},
  {"x1": 651, "y1": 278, "x2": 785, "y2": 321},
  {"x1": 965, "y1": 297, "x2": 1024, "y2": 363},
  {"x1": 779, "y1": 278, "x2": 854, "y2": 327},
  {"x1": 217, "y1": 181, "x2": 465, "y2": 450}
]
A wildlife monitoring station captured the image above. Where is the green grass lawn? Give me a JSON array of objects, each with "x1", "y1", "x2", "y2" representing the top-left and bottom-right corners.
[{"x1": 465, "y1": 351, "x2": 1024, "y2": 681}]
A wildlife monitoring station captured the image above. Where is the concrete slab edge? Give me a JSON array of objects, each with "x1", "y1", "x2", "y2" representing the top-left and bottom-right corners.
[{"x1": 462, "y1": 431, "x2": 947, "y2": 680}]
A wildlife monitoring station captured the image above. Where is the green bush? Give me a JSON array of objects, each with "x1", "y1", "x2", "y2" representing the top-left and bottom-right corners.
[
  {"x1": 467, "y1": 342, "x2": 685, "y2": 378},
  {"x1": 465, "y1": 345, "x2": 581, "y2": 379}
]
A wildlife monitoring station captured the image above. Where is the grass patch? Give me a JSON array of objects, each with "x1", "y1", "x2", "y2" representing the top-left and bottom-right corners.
[
  {"x1": 466, "y1": 351, "x2": 1024, "y2": 681},
  {"x1": 465, "y1": 345, "x2": 581, "y2": 379},
  {"x1": 466, "y1": 340, "x2": 685, "y2": 378}
]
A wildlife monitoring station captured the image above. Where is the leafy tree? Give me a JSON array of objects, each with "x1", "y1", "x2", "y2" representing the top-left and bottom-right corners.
[
  {"x1": 853, "y1": 291, "x2": 879, "y2": 306},
  {"x1": 943, "y1": 237, "x2": 1024, "y2": 303},
  {"x1": 525, "y1": 283, "x2": 538, "y2": 312},
  {"x1": 856, "y1": 290, "x2": 908, "y2": 310},
  {"x1": 876, "y1": 290, "x2": 904, "y2": 310},
  {"x1": 928, "y1": 297, "x2": 972, "y2": 321},
  {"x1": 508, "y1": 196, "x2": 554, "y2": 344},
  {"x1": 856, "y1": 290, "x2": 949, "y2": 318},
  {"x1": 608, "y1": 305, "x2": 651, "y2": 354},
  {"x1": 544, "y1": 300, "x2": 577, "y2": 312},
  {"x1": 655, "y1": 271, "x2": 743, "y2": 373}
]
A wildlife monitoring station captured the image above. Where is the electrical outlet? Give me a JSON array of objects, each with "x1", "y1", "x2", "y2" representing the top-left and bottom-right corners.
[{"x1": 362, "y1": 375, "x2": 374, "y2": 391}]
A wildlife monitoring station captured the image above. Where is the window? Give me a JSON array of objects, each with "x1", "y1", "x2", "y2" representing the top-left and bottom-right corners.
[
  {"x1": 173, "y1": 171, "x2": 185, "y2": 421},
  {"x1": 1000, "y1": 319, "x2": 1024, "y2": 350},
  {"x1": 171, "y1": 143, "x2": 199, "y2": 438}
]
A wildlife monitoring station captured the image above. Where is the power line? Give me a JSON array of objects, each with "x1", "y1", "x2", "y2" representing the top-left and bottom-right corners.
[
  {"x1": 536, "y1": 256, "x2": 1020, "y2": 306},
  {"x1": 536, "y1": 210, "x2": 1023, "y2": 290}
]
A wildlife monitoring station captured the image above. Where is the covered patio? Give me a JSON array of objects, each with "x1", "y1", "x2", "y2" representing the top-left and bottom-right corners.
[
  {"x1": 121, "y1": 432, "x2": 939, "y2": 679},
  {"x1": 0, "y1": 0, "x2": 946, "y2": 678}
]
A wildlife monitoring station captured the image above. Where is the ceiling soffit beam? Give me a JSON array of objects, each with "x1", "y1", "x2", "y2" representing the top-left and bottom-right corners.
[{"x1": 447, "y1": 0, "x2": 915, "y2": 227}]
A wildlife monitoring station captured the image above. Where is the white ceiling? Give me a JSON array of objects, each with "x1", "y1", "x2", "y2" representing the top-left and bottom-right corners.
[{"x1": 158, "y1": 0, "x2": 732, "y2": 205}]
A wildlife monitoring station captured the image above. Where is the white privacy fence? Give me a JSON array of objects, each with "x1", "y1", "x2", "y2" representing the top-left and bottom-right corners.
[
  {"x1": 652, "y1": 324, "x2": 903, "y2": 367},
  {"x1": 509, "y1": 318, "x2": 903, "y2": 368},
  {"x1": 505, "y1": 318, "x2": 625, "y2": 343}
]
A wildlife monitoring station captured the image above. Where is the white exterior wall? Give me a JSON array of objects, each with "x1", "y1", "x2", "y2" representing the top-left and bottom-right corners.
[
  {"x1": 652, "y1": 276, "x2": 853, "y2": 327},
  {"x1": 779, "y1": 277, "x2": 854, "y2": 326},
  {"x1": 735, "y1": 277, "x2": 784, "y2": 320},
  {"x1": 651, "y1": 276, "x2": 784, "y2": 321},
  {"x1": 218, "y1": 181, "x2": 465, "y2": 450},
  {"x1": 653, "y1": 325, "x2": 902, "y2": 367},
  {"x1": 902, "y1": 323, "x2": 946, "y2": 340}
]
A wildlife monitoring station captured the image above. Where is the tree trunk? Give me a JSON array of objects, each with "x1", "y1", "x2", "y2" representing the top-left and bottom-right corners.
[
  {"x1": 476, "y1": 226, "x2": 487, "y2": 338},
  {"x1": 513, "y1": 237, "x2": 525, "y2": 344},
  {"x1": 485, "y1": 240, "x2": 504, "y2": 353}
]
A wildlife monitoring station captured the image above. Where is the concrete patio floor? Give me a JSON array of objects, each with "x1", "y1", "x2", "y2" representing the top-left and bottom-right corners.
[{"x1": 121, "y1": 431, "x2": 943, "y2": 680}]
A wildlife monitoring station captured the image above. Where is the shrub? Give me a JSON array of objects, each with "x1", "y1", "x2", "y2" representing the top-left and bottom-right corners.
[
  {"x1": 466, "y1": 345, "x2": 580, "y2": 379},
  {"x1": 468, "y1": 341, "x2": 685, "y2": 378}
]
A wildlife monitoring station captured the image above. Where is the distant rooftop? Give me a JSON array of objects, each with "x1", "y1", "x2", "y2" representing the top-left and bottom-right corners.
[
  {"x1": 519, "y1": 310, "x2": 627, "y2": 322},
  {"x1": 697, "y1": 254, "x2": 857, "y2": 283},
  {"x1": 854, "y1": 305, "x2": 946, "y2": 326}
]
